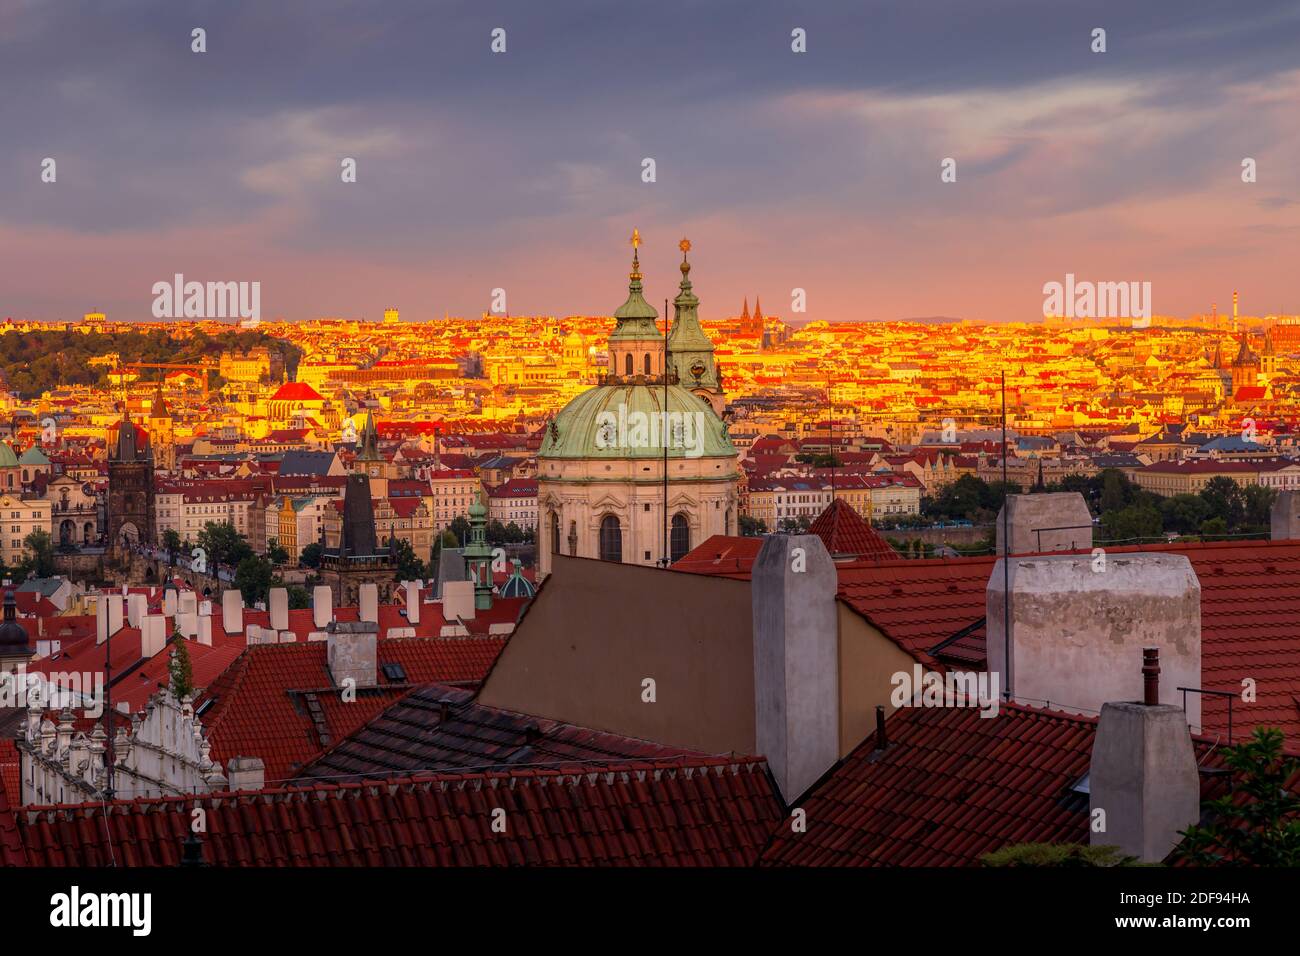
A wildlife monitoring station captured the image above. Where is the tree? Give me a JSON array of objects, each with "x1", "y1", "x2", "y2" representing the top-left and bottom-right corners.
[
  {"x1": 233, "y1": 554, "x2": 274, "y2": 605},
  {"x1": 286, "y1": 584, "x2": 311, "y2": 610},
  {"x1": 1199, "y1": 516, "x2": 1229, "y2": 541},
  {"x1": 1099, "y1": 504, "x2": 1162, "y2": 543},
  {"x1": 503, "y1": 521, "x2": 524, "y2": 544},
  {"x1": 168, "y1": 636, "x2": 194, "y2": 701},
  {"x1": 162, "y1": 528, "x2": 182, "y2": 557},
  {"x1": 266, "y1": 537, "x2": 290, "y2": 566},
  {"x1": 739, "y1": 515, "x2": 768, "y2": 536},
  {"x1": 1200, "y1": 476, "x2": 1245, "y2": 529},
  {"x1": 196, "y1": 521, "x2": 253, "y2": 573},
  {"x1": 981, "y1": 843, "x2": 1142, "y2": 867},
  {"x1": 486, "y1": 519, "x2": 508, "y2": 546},
  {"x1": 1176, "y1": 727, "x2": 1300, "y2": 866},
  {"x1": 392, "y1": 537, "x2": 425, "y2": 581},
  {"x1": 299, "y1": 542, "x2": 323, "y2": 569},
  {"x1": 1099, "y1": 469, "x2": 1134, "y2": 513},
  {"x1": 1159, "y1": 494, "x2": 1211, "y2": 535},
  {"x1": 448, "y1": 516, "x2": 471, "y2": 546},
  {"x1": 19, "y1": 529, "x2": 56, "y2": 580},
  {"x1": 1242, "y1": 483, "x2": 1276, "y2": 530}
]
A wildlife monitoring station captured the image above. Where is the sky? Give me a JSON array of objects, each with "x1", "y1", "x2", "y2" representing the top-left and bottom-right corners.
[{"x1": 3, "y1": 0, "x2": 1300, "y2": 325}]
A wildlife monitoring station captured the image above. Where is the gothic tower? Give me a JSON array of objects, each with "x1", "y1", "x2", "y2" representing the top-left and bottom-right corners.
[{"x1": 107, "y1": 405, "x2": 155, "y2": 560}]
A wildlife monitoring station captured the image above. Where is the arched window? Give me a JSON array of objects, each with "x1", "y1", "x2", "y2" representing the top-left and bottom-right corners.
[
  {"x1": 599, "y1": 515, "x2": 622, "y2": 562},
  {"x1": 549, "y1": 511, "x2": 560, "y2": 554},
  {"x1": 670, "y1": 513, "x2": 690, "y2": 563},
  {"x1": 624, "y1": 353, "x2": 633, "y2": 376},
  {"x1": 567, "y1": 520, "x2": 578, "y2": 556},
  {"x1": 644, "y1": 353, "x2": 652, "y2": 375},
  {"x1": 725, "y1": 507, "x2": 732, "y2": 536}
]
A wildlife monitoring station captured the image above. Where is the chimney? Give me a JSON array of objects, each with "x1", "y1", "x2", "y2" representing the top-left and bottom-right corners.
[
  {"x1": 404, "y1": 580, "x2": 421, "y2": 625},
  {"x1": 269, "y1": 587, "x2": 288, "y2": 632},
  {"x1": 987, "y1": 552, "x2": 1201, "y2": 727},
  {"x1": 140, "y1": 614, "x2": 167, "y2": 659},
  {"x1": 107, "y1": 594, "x2": 124, "y2": 636},
  {"x1": 222, "y1": 590, "x2": 244, "y2": 635},
  {"x1": 874, "y1": 704, "x2": 887, "y2": 750},
  {"x1": 163, "y1": 588, "x2": 178, "y2": 617},
  {"x1": 312, "y1": 585, "x2": 333, "y2": 629},
  {"x1": 225, "y1": 756, "x2": 265, "y2": 792},
  {"x1": 1270, "y1": 491, "x2": 1300, "y2": 539},
  {"x1": 126, "y1": 593, "x2": 147, "y2": 628},
  {"x1": 751, "y1": 534, "x2": 840, "y2": 803},
  {"x1": 327, "y1": 620, "x2": 378, "y2": 689},
  {"x1": 359, "y1": 582, "x2": 378, "y2": 624},
  {"x1": 441, "y1": 580, "x2": 476, "y2": 622},
  {"x1": 995, "y1": 492, "x2": 1093, "y2": 555},
  {"x1": 1090, "y1": 649, "x2": 1201, "y2": 863}
]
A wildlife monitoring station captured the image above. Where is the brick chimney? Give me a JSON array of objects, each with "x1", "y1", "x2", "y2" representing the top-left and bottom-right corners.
[
  {"x1": 995, "y1": 492, "x2": 1093, "y2": 555},
  {"x1": 751, "y1": 534, "x2": 840, "y2": 803},
  {"x1": 987, "y1": 552, "x2": 1201, "y2": 727},
  {"x1": 1089, "y1": 648, "x2": 1201, "y2": 863}
]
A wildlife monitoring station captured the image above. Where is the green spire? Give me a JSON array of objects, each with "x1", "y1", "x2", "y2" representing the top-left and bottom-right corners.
[
  {"x1": 610, "y1": 228, "x2": 661, "y2": 340},
  {"x1": 462, "y1": 491, "x2": 494, "y2": 610},
  {"x1": 667, "y1": 238, "x2": 720, "y2": 392}
]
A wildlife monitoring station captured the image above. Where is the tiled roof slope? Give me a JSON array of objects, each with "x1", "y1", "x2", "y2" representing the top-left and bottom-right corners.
[
  {"x1": 198, "y1": 637, "x2": 507, "y2": 785},
  {"x1": 836, "y1": 539, "x2": 1300, "y2": 741},
  {"x1": 297, "y1": 684, "x2": 699, "y2": 783},
  {"x1": 760, "y1": 704, "x2": 1097, "y2": 867},
  {"x1": 20, "y1": 758, "x2": 782, "y2": 867},
  {"x1": 808, "y1": 498, "x2": 897, "y2": 560},
  {"x1": 0, "y1": 737, "x2": 24, "y2": 867},
  {"x1": 671, "y1": 534, "x2": 762, "y2": 578}
]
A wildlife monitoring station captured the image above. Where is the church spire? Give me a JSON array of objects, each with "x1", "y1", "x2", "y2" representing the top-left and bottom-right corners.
[{"x1": 741, "y1": 297, "x2": 749, "y2": 320}]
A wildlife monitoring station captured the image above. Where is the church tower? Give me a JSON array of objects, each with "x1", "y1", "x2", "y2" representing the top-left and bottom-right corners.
[
  {"x1": 149, "y1": 385, "x2": 175, "y2": 472},
  {"x1": 667, "y1": 239, "x2": 725, "y2": 415},
  {"x1": 352, "y1": 409, "x2": 389, "y2": 497},
  {"x1": 1231, "y1": 333, "x2": 1259, "y2": 394},
  {"x1": 1262, "y1": 327, "x2": 1277, "y2": 376},
  {"x1": 107, "y1": 404, "x2": 155, "y2": 560}
]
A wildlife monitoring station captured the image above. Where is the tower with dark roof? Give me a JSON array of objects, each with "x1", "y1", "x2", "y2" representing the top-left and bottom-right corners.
[
  {"x1": 107, "y1": 404, "x2": 155, "y2": 562},
  {"x1": 0, "y1": 588, "x2": 32, "y2": 670}
]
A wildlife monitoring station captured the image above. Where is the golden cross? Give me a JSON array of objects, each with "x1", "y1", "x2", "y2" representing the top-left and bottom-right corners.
[
  {"x1": 630, "y1": 228, "x2": 641, "y2": 250},
  {"x1": 679, "y1": 238, "x2": 691, "y2": 254}
]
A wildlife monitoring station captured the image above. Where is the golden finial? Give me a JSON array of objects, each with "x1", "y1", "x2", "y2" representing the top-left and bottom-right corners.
[
  {"x1": 630, "y1": 228, "x2": 641, "y2": 251},
  {"x1": 679, "y1": 237, "x2": 691, "y2": 256}
]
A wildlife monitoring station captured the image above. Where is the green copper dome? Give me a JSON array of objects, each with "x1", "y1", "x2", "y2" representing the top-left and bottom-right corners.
[
  {"x1": 0, "y1": 444, "x2": 18, "y2": 469},
  {"x1": 540, "y1": 383, "x2": 736, "y2": 460}
]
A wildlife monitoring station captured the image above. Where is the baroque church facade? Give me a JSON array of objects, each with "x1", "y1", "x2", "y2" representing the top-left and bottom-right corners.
[{"x1": 537, "y1": 234, "x2": 739, "y2": 578}]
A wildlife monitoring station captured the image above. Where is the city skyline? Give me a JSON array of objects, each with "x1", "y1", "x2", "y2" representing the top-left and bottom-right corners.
[{"x1": 4, "y1": 1, "x2": 1300, "y2": 323}]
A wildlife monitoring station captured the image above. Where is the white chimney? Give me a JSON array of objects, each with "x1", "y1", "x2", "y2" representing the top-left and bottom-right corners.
[
  {"x1": 107, "y1": 595, "x2": 124, "y2": 636},
  {"x1": 995, "y1": 492, "x2": 1093, "y2": 556},
  {"x1": 1090, "y1": 650, "x2": 1201, "y2": 863},
  {"x1": 404, "y1": 580, "x2": 421, "y2": 625},
  {"x1": 140, "y1": 615, "x2": 167, "y2": 660},
  {"x1": 222, "y1": 590, "x2": 244, "y2": 635},
  {"x1": 441, "y1": 580, "x2": 475, "y2": 621},
  {"x1": 163, "y1": 589, "x2": 178, "y2": 617},
  {"x1": 226, "y1": 756, "x2": 265, "y2": 792},
  {"x1": 312, "y1": 585, "x2": 333, "y2": 629},
  {"x1": 987, "y1": 552, "x2": 1201, "y2": 728},
  {"x1": 197, "y1": 614, "x2": 212, "y2": 646},
  {"x1": 126, "y1": 593, "x2": 147, "y2": 628},
  {"x1": 1271, "y1": 491, "x2": 1300, "y2": 539},
  {"x1": 751, "y1": 534, "x2": 840, "y2": 803},
  {"x1": 359, "y1": 582, "x2": 378, "y2": 624},
  {"x1": 327, "y1": 620, "x2": 378, "y2": 689},
  {"x1": 269, "y1": 587, "x2": 289, "y2": 632}
]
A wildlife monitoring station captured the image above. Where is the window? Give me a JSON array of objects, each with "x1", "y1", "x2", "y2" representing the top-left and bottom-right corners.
[
  {"x1": 644, "y1": 353, "x2": 651, "y2": 375},
  {"x1": 599, "y1": 515, "x2": 622, "y2": 562},
  {"x1": 670, "y1": 513, "x2": 690, "y2": 563},
  {"x1": 624, "y1": 353, "x2": 633, "y2": 376}
]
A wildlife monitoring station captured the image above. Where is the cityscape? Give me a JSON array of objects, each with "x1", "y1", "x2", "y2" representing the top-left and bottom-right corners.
[{"x1": 1, "y1": 0, "x2": 1295, "y2": 935}]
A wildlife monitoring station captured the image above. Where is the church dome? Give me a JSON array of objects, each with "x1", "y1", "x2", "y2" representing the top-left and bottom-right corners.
[
  {"x1": 0, "y1": 444, "x2": 18, "y2": 469},
  {"x1": 540, "y1": 382, "x2": 735, "y2": 460},
  {"x1": 0, "y1": 590, "x2": 30, "y2": 655}
]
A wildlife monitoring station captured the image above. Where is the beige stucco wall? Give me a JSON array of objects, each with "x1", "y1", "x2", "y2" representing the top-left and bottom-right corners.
[
  {"x1": 480, "y1": 554, "x2": 756, "y2": 755},
  {"x1": 836, "y1": 602, "x2": 919, "y2": 755}
]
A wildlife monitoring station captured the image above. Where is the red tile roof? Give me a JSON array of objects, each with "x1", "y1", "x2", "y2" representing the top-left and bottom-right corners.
[
  {"x1": 808, "y1": 498, "x2": 898, "y2": 560},
  {"x1": 198, "y1": 637, "x2": 508, "y2": 785},
  {"x1": 760, "y1": 703, "x2": 1099, "y2": 867},
  {"x1": 671, "y1": 534, "x2": 764, "y2": 579},
  {"x1": 19, "y1": 757, "x2": 781, "y2": 867}
]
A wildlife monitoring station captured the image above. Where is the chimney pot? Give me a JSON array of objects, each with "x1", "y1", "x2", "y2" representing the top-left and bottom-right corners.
[
  {"x1": 1142, "y1": 647, "x2": 1160, "y2": 706},
  {"x1": 874, "y1": 705, "x2": 887, "y2": 750}
]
